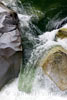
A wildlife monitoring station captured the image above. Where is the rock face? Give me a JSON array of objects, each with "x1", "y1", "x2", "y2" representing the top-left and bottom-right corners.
[
  {"x1": 0, "y1": 2, "x2": 22, "y2": 89},
  {"x1": 41, "y1": 46, "x2": 67, "y2": 91},
  {"x1": 56, "y1": 28, "x2": 67, "y2": 39}
]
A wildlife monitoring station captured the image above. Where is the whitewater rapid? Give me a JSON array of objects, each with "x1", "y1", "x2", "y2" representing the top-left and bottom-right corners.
[
  {"x1": 0, "y1": 13, "x2": 67, "y2": 100},
  {"x1": 0, "y1": 0, "x2": 67, "y2": 100}
]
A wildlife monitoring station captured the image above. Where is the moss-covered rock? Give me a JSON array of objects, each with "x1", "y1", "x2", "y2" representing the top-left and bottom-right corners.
[{"x1": 56, "y1": 28, "x2": 67, "y2": 39}]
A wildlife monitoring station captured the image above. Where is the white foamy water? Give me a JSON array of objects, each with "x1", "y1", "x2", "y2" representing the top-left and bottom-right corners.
[
  {"x1": 0, "y1": 22, "x2": 67, "y2": 100},
  {"x1": 0, "y1": 1, "x2": 67, "y2": 100},
  {"x1": 0, "y1": 67, "x2": 67, "y2": 100}
]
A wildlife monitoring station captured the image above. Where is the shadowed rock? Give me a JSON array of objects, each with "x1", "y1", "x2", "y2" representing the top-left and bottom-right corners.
[
  {"x1": 56, "y1": 28, "x2": 67, "y2": 39},
  {"x1": 0, "y1": 2, "x2": 22, "y2": 89}
]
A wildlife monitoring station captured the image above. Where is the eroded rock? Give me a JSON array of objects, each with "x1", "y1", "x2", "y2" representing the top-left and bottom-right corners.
[
  {"x1": 56, "y1": 28, "x2": 67, "y2": 39},
  {"x1": 0, "y1": 2, "x2": 22, "y2": 89},
  {"x1": 41, "y1": 46, "x2": 67, "y2": 91}
]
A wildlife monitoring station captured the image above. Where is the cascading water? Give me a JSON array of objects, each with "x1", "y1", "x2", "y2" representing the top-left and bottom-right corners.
[{"x1": 0, "y1": 0, "x2": 67, "y2": 100}]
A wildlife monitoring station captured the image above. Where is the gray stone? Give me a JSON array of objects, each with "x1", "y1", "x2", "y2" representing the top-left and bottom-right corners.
[{"x1": 0, "y1": 2, "x2": 22, "y2": 89}]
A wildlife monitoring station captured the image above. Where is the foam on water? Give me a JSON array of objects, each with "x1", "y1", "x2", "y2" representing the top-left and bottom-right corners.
[
  {"x1": 0, "y1": 16, "x2": 67, "y2": 100},
  {"x1": 0, "y1": 0, "x2": 67, "y2": 100},
  {"x1": 0, "y1": 67, "x2": 67, "y2": 100}
]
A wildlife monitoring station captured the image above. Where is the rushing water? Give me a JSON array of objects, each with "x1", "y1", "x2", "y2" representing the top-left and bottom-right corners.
[{"x1": 0, "y1": 0, "x2": 67, "y2": 100}]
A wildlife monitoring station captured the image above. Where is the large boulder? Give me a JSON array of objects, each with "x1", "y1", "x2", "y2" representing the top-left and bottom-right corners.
[
  {"x1": 39, "y1": 46, "x2": 67, "y2": 91},
  {"x1": 0, "y1": 2, "x2": 22, "y2": 89}
]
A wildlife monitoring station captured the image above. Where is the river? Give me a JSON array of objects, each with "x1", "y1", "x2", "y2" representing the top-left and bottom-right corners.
[{"x1": 0, "y1": 0, "x2": 67, "y2": 100}]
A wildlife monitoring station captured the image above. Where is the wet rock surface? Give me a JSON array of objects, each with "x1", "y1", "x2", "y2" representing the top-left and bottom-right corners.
[
  {"x1": 0, "y1": 2, "x2": 22, "y2": 89},
  {"x1": 20, "y1": 0, "x2": 67, "y2": 32},
  {"x1": 42, "y1": 46, "x2": 67, "y2": 91},
  {"x1": 56, "y1": 28, "x2": 67, "y2": 39}
]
